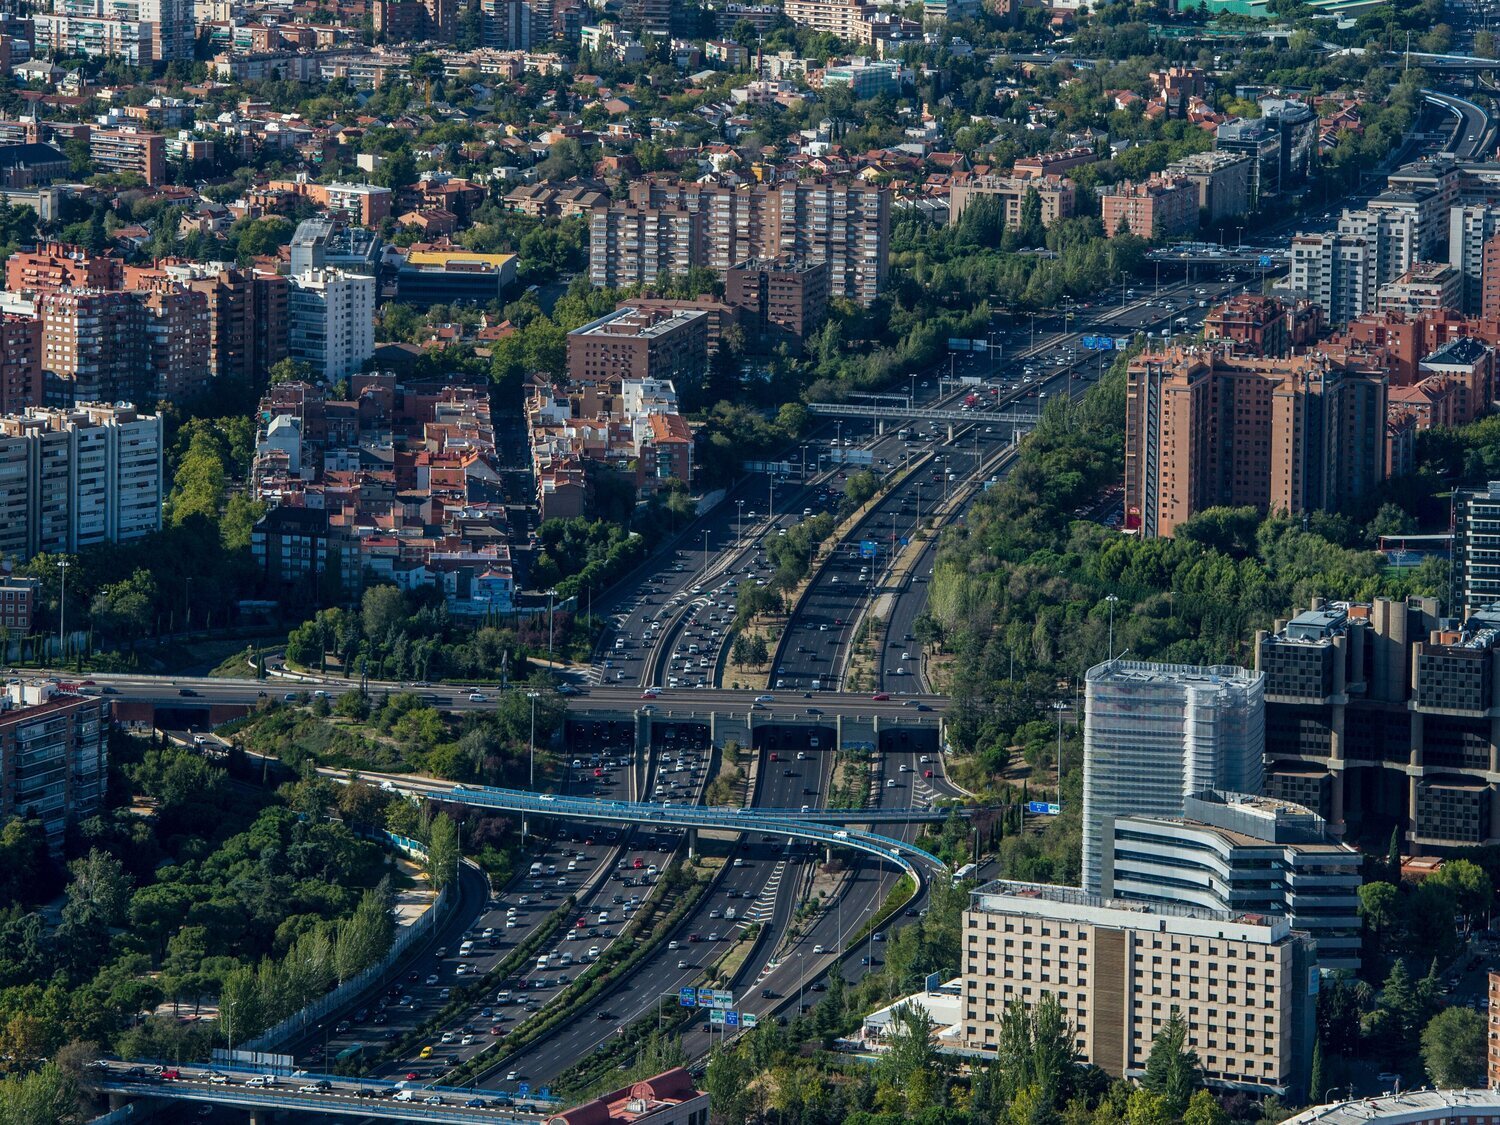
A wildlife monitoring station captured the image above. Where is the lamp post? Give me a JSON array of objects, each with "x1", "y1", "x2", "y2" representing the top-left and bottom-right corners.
[
  {"x1": 546, "y1": 589, "x2": 557, "y2": 661},
  {"x1": 1105, "y1": 594, "x2": 1119, "y2": 660},
  {"x1": 701, "y1": 530, "x2": 710, "y2": 580},
  {"x1": 1053, "y1": 701, "x2": 1068, "y2": 781},
  {"x1": 524, "y1": 690, "x2": 540, "y2": 840},
  {"x1": 57, "y1": 558, "x2": 68, "y2": 664},
  {"x1": 735, "y1": 500, "x2": 745, "y2": 547}
]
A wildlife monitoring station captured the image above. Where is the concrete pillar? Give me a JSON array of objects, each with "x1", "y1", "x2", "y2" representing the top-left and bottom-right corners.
[
  {"x1": 634, "y1": 711, "x2": 650, "y2": 755},
  {"x1": 248, "y1": 1111, "x2": 276, "y2": 1125},
  {"x1": 825, "y1": 845, "x2": 834, "y2": 864},
  {"x1": 686, "y1": 827, "x2": 698, "y2": 857},
  {"x1": 876, "y1": 418, "x2": 885, "y2": 435},
  {"x1": 107, "y1": 1093, "x2": 130, "y2": 1112},
  {"x1": 946, "y1": 423, "x2": 955, "y2": 442}
]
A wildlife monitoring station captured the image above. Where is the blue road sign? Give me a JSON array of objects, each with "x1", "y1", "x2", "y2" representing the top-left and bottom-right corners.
[
  {"x1": 679, "y1": 987, "x2": 697, "y2": 1007},
  {"x1": 1115, "y1": 337, "x2": 1131, "y2": 350},
  {"x1": 859, "y1": 540, "x2": 878, "y2": 558},
  {"x1": 518, "y1": 1083, "x2": 530, "y2": 1097},
  {"x1": 726, "y1": 1011, "x2": 740, "y2": 1027},
  {"x1": 1259, "y1": 255, "x2": 1273, "y2": 267},
  {"x1": 1026, "y1": 801, "x2": 1062, "y2": 816},
  {"x1": 899, "y1": 537, "x2": 909, "y2": 547}
]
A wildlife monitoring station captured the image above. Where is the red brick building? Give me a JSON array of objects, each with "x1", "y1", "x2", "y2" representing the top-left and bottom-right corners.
[
  {"x1": 6, "y1": 241, "x2": 124, "y2": 294},
  {"x1": 566, "y1": 306, "x2": 709, "y2": 389}
]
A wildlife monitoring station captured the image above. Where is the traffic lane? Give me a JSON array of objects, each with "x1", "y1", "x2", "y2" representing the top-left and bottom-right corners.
[
  {"x1": 375, "y1": 751, "x2": 681, "y2": 1076},
  {"x1": 289, "y1": 858, "x2": 490, "y2": 1071}
]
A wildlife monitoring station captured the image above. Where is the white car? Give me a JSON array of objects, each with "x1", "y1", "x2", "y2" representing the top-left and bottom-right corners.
[{"x1": 468, "y1": 693, "x2": 488, "y2": 702}]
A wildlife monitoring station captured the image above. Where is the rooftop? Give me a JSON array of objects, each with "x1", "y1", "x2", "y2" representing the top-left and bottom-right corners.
[
  {"x1": 1085, "y1": 657, "x2": 1261, "y2": 686},
  {"x1": 570, "y1": 306, "x2": 708, "y2": 341},
  {"x1": 1280, "y1": 1089, "x2": 1500, "y2": 1125},
  {"x1": 547, "y1": 1068, "x2": 704, "y2": 1125}
]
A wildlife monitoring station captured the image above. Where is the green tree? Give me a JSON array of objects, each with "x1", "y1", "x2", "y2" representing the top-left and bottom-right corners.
[
  {"x1": 1420, "y1": 1007, "x2": 1486, "y2": 1087},
  {"x1": 426, "y1": 812, "x2": 459, "y2": 891},
  {"x1": 1182, "y1": 1089, "x2": 1229, "y2": 1125},
  {"x1": 1143, "y1": 1007, "x2": 1201, "y2": 1118}
]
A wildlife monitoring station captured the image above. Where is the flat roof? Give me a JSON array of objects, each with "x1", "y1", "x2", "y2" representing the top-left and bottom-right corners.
[
  {"x1": 1281, "y1": 1089, "x2": 1500, "y2": 1125},
  {"x1": 406, "y1": 250, "x2": 517, "y2": 268}
]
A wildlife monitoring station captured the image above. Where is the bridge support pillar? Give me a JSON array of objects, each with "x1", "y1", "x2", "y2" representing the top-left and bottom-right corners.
[
  {"x1": 686, "y1": 827, "x2": 698, "y2": 857},
  {"x1": 876, "y1": 418, "x2": 885, "y2": 435},
  {"x1": 634, "y1": 711, "x2": 651, "y2": 755},
  {"x1": 108, "y1": 1094, "x2": 130, "y2": 1112},
  {"x1": 946, "y1": 424, "x2": 955, "y2": 442},
  {"x1": 826, "y1": 845, "x2": 834, "y2": 864},
  {"x1": 248, "y1": 1111, "x2": 276, "y2": 1125}
]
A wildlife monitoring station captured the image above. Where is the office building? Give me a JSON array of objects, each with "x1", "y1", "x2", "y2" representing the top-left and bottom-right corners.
[
  {"x1": 7, "y1": 241, "x2": 124, "y2": 294},
  {"x1": 288, "y1": 269, "x2": 375, "y2": 380},
  {"x1": 566, "y1": 306, "x2": 709, "y2": 388},
  {"x1": 1259, "y1": 98, "x2": 1318, "y2": 187},
  {"x1": 962, "y1": 880, "x2": 1316, "y2": 1096},
  {"x1": 1081, "y1": 659, "x2": 1265, "y2": 895},
  {"x1": 724, "y1": 256, "x2": 830, "y2": 350},
  {"x1": 1124, "y1": 348, "x2": 1387, "y2": 539},
  {"x1": 1216, "y1": 118, "x2": 1282, "y2": 209},
  {"x1": 947, "y1": 174, "x2": 1077, "y2": 229},
  {"x1": 0, "y1": 403, "x2": 163, "y2": 561},
  {"x1": 589, "y1": 203, "x2": 703, "y2": 291},
  {"x1": 0, "y1": 680, "x2": 107, "y2": 849},
  {"x1": 612, "y1": 180, "x2": 890, "y2": 305},
  {"x1": 1100, "y1": 177, "x2": 1198, "y2": 239},
  {"x1": 396, "y1": 249, "x2": 518, "y2": 306},
  {"x1": 89, "y1": 128, "x2": 165, "y2": 186},
  {"x1": 1253, "y1": 596, "x2": 1500, "y2": 849},
  {"x1": 1104, "y1": 789, "x2": 1363, "y2": 970},
  {"x1": 821, "y1": 58, "x2": 904, "y2": 99},
  {"x1": 1163, "y1": 150, "x2": 1252, "y2": 223}
]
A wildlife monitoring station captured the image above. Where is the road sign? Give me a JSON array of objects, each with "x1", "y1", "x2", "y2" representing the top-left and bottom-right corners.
[
  {"x1": 970, "y1": 339, "x2": 989, "y2": 352},
  {"x1": 743, "y1": 1013, "x2": 760, "y2": 1028},
  {"x1": 899, "y1": 537, "x2": 909, "y2": 547},
  {"x1": 679, "y1": 987, "x2": 697, "y2": 1007},
  {"x1": 859, "y1": 540, "x2": 879, "y2": 559},
  {"x1": 725, "y1": 1011, "x2": 741, "y2": 1027},
  {"x1": 925, "y1": 971, "x2": 942, "y2": 992},
  {"x1": 518, "y1": 1083, "x2": 531, "y2": 1097},
  {"x1": 947, "y1": 338, "x2": 970, "y2": 351},
  {"x1": 1026, "y1": 801, "x2": 1062, "y2": 815},
  {"x1": 710, "y1": 1009, "x2": 727, "y2": 1025},
  {"x1": 1259, "y1": 255, "x2": 1273, "y2": 267},
  {"x1": 539, "y1": 1088, "x2": 552, "y2": 1100},
  {"x1": 1114, "y1": 338, "x2": 1131, "y2": 351}
]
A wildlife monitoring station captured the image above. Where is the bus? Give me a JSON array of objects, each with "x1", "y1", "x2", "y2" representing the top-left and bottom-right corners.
[{"x1": 952, "y1": 863, "x2": 978, "y2": 885}]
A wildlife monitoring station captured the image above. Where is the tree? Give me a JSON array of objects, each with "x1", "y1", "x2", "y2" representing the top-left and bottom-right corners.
[
  {"x1": 269, "y1": 358, "x2": 314, "y2": 384},
  {"x1": 1308, "y1": 1040, "x2": 1326, "y2": 1106},
  {"x1": 1430, "y1": 858, "x2": 1492, "y2": 926},
  {"x1": 1420, "y1": 1007, "x2": 1486, "y2": 1087},
  {"x1": 0, "y1": 1062, "x2": 79, "y2": 1125},
  {"x1": 1182, "y1": 1090, "x2": 1228, "y2": 1125},
  {"x1": 426, "y1": 813, "x2": 459, "y2": 891},
  {"x1": 1142, "y1": 1008, "x2": 1201, "y2": 1118}
]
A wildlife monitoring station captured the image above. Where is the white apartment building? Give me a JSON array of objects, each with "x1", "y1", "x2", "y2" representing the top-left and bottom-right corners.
[
  {"x1": 0, "y1": 403, "x2": 162, "y2": 560},
  {"x1": 1289, "y1": 209, "x2": 1418, "y2": 326},
  {"x1": 962, "y1": 880, "x2": 1317, "y2": 1097},
  {"x1": 1449, "y1": 203, "x2": 1500, "y2": 313},
  {"x1": 1082, "y1": 659, "x2": 1264, "y2": 895},
  {"x1": 288, "y1": 269, "x2": 375, "y2": 381}
]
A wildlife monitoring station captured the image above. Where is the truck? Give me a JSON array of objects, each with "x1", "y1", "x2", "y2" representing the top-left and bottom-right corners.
[
  {"x1": 529, "y1": 862, "x2": 543, "y2": 877},
  {"x1": 963, "y1": 393, "x2": 980, "y2": 407}
]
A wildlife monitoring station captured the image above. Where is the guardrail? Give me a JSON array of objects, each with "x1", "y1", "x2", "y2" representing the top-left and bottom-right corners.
[{"x1": 93, "y1": 1077, "x2": 542, "y2": 1123}]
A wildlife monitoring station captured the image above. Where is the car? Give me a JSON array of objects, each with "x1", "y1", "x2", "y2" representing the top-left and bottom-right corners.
[
  {"x1": 426, "y1": 974, "x2": 439, "y2": 985},
  {"x1": 468, "y1": 693, "x2": 488, "y2": 702},
  {"x1": 813, "y1": 944, "x2": 825, "y2": 954},
  {"x1": 871, "y1": 692, "x2": 890, "y2": 701},
  {"x1": 177, "y1": 687, "x2": 197, "y2": 696},
  {"x1": 506, "y1": 1071, "x2": 521, "y2": 1082}
]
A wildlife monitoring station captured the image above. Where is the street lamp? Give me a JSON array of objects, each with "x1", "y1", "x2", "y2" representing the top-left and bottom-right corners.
[
  {"x1": 1105, "y1": 594, "x2": 1119, "y2": 660},
  {"x1": 524, "y1": 690, "x2": 540, "y2": 840},
  {"x1": 1053, "y1": 701, "x2": 1068, "y2": 780},
  {"x1": 57, "y1": 558, "x2": 68, "y2": 663},
  {"x1": 735, "y1": 500, "x2": 745, "y2": 547},
  {"x1": 702, "y1": 530, "x2": 710, "y2": 579},
  {"x1": 546, "y1": 589, "x2": 558, "y2": 661}
]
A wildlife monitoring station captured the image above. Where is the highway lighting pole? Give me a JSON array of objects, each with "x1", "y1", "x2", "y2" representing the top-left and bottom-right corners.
[
  {"x1": 547, "y1": 589, "x2": 557, "y2": 661},
  {"x1": 57, "y1": 558, "x2": 67, "y2": 663},
  {"x1": 702, "y1": 530, "x2": 710, "y2": 579},
  {"x1": 1105, "y1": 594, "x2": 1119, "y2": 660},
  {"x1": 524, "y1": 690, "x2": 540, "y2": 841},
  {"x1": 736, "y1": 500, "x2": 745, "y2": 547},
  {"x1": 1053, "y1": 701, "x2": 1067, "y2": 781}
]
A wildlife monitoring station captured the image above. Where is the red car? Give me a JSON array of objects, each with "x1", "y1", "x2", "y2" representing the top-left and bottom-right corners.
[
  {"x1": 924, "y1": 769, "x2": 934, "y2": 778},
  {"x1": 632, "y1": 858, "x2": 644, "y2": 869},
  {"x1": 160, "y1": 1069, "x2": 180, "y2": 1081},
  {"x1": 871, "y1": 692, "x2": 890, "y2": 701},
  {"x1": 641, "y1": 689, "x2": 659, "y2": 699},
  {"x1": 769, "y1": 752, "x2": 779, "y2": 762}
]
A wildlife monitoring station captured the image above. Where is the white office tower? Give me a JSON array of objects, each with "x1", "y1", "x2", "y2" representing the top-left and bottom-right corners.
[{"x1": 1081, "y1": 659, "x2": 1265, "y2": 895}]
